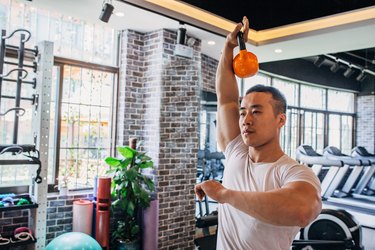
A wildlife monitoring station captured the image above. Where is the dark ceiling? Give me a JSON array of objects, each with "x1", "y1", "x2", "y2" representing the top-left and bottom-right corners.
[
  {"x1": 182, "y1": 0, "x2": 375, "y2": 30},
  {"x1": 182, "y1": 0, "x2": 375, "y2": 93}
]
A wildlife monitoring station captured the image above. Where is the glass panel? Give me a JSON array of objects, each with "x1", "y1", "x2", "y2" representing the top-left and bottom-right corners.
[
  {"x1": 56, "y1": 65, "x2": 114, "y2": 189},
  {"x1": 199, "y1": 111, "x2": 207, "y2": 149},
  {"x1": 327, "y1": 90, "x2": 355, "y2": 113},
  {"x1": 243, "y1": 72, "x2": 271, "y2": 95},
  {"x1": 302, "y1": 111, "x2": 325, "y2": 154},
  {"x1": 281, "y1": 108, "x2": 299, "y2": 158},
  {"x1": 272, "y1": 78, "x2": 299, "y2": 107},
  {"x1": 328, "y1": 114, "x2": 341, "y2": 148},
  {"x1": 341, "y1": 115, "x2": 353, "y2": 155},
  {"x1": 0, "y1": 0, "x2": 116, "y2": 65},
  {"x1": 300, "y1": 85, "x2": 326, "y2": 110}
]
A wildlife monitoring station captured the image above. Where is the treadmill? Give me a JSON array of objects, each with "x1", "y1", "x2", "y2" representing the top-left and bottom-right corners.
[
  {"x1": 296, "y1": 145, "x2": 345, "y2": 199},
  {"x1": 324, "y1": 146, "x2": 374, "y2": 202},
  {"x1": 296, "y1": 145, "x2": 375, "y2": 229},
  {"x1": 351, "y1": 146, "x2": 375, "y2": 195}
]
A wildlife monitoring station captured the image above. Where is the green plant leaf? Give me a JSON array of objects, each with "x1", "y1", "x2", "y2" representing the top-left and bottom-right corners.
[
  {"x1": 131, "y1": 225, "x2": 140, "y2": 237},
  {"x1": 104, "y1": 157, "x2": 121, "y2": 166},
  {"x1": 138, "y1": 153, "x2": 151, "y2": 161},
  {"x1": 139, "y1": 189, "x2": 150, "y2": 207},
  {"x1": 112, "y1": 199, "x2": 119, "y2": 207},
  {"x1": 118, "y1": 146, "x2": 136, "y2": 158},
  {"x1": 144, "y1": 177, "x2": 155, "y2": 191},
  {"x1": 132, "y1": 182, "x2": 141, "y2": 195},
  {"x1": 127, "y1": 200, "x2": 135, "y2": 216},
  {"x1": 120, "y1": 158, "x2": 133, "y2": 169},
  {"x1": 140, "y1": 161, "x2": 153, "y2": 169},
  {"x1": 125, "y1": 168, "x2": 138, "y2": 181}
]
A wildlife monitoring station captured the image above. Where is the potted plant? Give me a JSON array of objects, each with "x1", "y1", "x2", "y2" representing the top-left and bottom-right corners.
[
  {"x1": 54, "y1": 170, "x2": 71, "y2": 195},
  {"x1": 105, "y1": 141, "x2": 155, "y2": 250}
]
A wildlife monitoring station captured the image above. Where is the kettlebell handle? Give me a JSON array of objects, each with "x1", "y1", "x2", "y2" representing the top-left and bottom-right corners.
[{"x1": 237, "y1": 31, "x2": 246, "y2": 51}]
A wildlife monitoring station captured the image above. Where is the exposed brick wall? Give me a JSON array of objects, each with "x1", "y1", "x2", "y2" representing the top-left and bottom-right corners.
[
  {"x1": 116, "y1": 29, "x2": 146, "y2": 147},
  {"x1": 356, "y1": 95, "x2": 375, "y2": 153},
  {"x1": 201, "y1": 53, "x2": 218, "y2": 93},
  {"x1": 117, "y1": 29, "x2": 201, "y2": 249},
  {"x1": 45, "y1": 193, "x2": 92, "y2": 245},
  {"x1": 0, "y1": 209, "x2": 29, "y2": 238},
  {"x1": 156, "y1": 29, "x2": 201, "y2": 250}
]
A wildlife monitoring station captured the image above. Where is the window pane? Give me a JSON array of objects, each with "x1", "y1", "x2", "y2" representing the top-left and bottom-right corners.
[
  {"x1": 328, "y1": 114, "x2": 340, "y2": 147},
  {"x1": 341, "y1": 115, "x2": 353, "y2": 155},
  {"x1": 300, "y1": 85, "x2": 326, "y2": 110},
  {"x1": 243, "y1": 73, "x2": 271, "y2": 95},
  {"x1": 302, "y1": 111, "x2": 325, "y2": 154},
  {"x1": 327, "y1": 90, "x2": 354, "y2": 113},
  {"x1": 281, "y1": 108, "x2": 299, "y2": 158},
  {"x1": 272, "y1": 79, "x2": 299, "y2": 107},
  {"x1": 0, "y1": 0, "x2": 116, "y2": 65},
  {"x1": 53, "y1": 65, "x2": 114, "y2": 189}
]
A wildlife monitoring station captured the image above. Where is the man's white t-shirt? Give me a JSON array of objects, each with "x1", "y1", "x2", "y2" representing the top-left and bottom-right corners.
[{"x1": 217, "y1": 135, "x2": 321, "y2": 250}]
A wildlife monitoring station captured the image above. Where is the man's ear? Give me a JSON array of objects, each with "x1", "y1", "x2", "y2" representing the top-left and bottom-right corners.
[{"x1": 278, "y1": 113, "x2": 286, "y2": 128}]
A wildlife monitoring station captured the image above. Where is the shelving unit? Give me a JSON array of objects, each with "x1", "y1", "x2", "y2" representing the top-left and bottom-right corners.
[{"x1": 1, "y1": 28, "x2": 53, "y2": 250}]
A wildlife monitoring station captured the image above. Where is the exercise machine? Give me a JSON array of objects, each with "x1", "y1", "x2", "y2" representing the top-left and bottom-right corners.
[
  {"x1": 297, "y1": 145, "x2": 375, "y2": 229},
  {"x1": 351, "y1": 146, "x2": 375, "y2": 196},
  {"x1": 294, "y1": 209, "x2": 363, "y2": 250},
  {"x1": 296, "y1": 145, "x2": 346, "y2": 199},
  {"x1": 324, "y1": 146, "x2": 374, "y2": 202}
]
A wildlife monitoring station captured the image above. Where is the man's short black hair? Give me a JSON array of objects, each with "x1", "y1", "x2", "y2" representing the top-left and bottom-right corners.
[{"x1": 245, "y1": 84, "x2": 287, "y2": 115}]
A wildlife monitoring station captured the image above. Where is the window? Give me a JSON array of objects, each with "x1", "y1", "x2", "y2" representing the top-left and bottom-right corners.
[
  {"x1": 327, "y1": 90, "x2": 355, "y2": 113},
  {"x1": 0, "y1": 0, "x2": 118, "y2": 189},
  {"x1": 280, "y1": 108, "x2": 299, "y2": 158},
  {"x1": 49, "y1": 62, "x2": 117, "y2": 189},
  {"x1": 302, "y1": 111, "x2": 325, "y2": 154},
  {"x1": 300, "y1": 85, "x2": 326, "y2": 110},
  {"x1": 272, "y1": 78, "x2": 299, "y2": 107},
  {"x1": 328, "y1": 114, "x2": 353, "y2": 154},
  {"x1": 217, "y1": 70, "x2": 356, "y2": 157},
  {"x1": 243, "y1": 72, "x2": 271, "y2": 94},
  {"x1": 0, "y1": 0, "x2": 116, "y2": 66}
]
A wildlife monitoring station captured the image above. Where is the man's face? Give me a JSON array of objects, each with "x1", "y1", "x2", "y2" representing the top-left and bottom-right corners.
[{"x1": 239, "y1": 92, "x2": 285, "y2": 148}]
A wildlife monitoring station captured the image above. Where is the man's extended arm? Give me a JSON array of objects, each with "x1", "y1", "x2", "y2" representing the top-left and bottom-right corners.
[
  {"x1": 195, "y1": 180, "x2": 322, "y2": 227},
  {"x1": 216, "y1": 17, "x2": 250, "y2": 151}
]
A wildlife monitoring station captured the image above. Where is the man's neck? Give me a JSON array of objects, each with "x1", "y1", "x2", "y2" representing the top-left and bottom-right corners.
[{"x1": 248, "y1": 143, "x2": 285, "y2": 163}]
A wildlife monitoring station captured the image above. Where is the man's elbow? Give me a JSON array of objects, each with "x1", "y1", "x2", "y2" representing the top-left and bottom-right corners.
[{"x1": 297, "y1": 197, "x2": 322, "y2": 228}]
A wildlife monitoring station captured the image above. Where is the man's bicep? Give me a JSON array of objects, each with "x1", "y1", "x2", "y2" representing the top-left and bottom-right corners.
[
  {"x1": 216, "y1": 102, "x2": 241, "y2": 151},
  {"x1": 283, "y1": 181, "x2": 321, "y2": 202}
]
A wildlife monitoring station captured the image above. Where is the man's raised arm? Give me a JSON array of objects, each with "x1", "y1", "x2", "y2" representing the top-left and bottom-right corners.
[{"x1": 216, "y1": 17, "x2": 249, "y2": 151}]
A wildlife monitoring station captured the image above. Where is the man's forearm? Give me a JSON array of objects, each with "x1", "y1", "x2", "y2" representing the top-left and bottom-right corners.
[
  {"x1": 216, "y1": 45, "x2": 239, "y2": 104},
  {"x1": 221, "y1": 183, "x2": 322, "y2": 227}
]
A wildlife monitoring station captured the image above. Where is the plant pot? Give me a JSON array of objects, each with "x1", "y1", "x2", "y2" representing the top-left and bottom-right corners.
[
  {"x1": 117, "y1": 239, "x2": 139, "y2": 250},
  {"x1": 59, "y1": 186, "x2": 68, "y2": 196}
]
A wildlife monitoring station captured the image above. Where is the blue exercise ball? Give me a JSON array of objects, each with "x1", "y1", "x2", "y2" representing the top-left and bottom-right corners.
[{"x1": 46, "y1": 232, "x2": 102, "y2": 250}]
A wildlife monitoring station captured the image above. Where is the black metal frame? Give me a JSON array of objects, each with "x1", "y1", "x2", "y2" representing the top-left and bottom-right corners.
[{"x1": 0, "y1": 29, "x2": 38, "y2": 144}]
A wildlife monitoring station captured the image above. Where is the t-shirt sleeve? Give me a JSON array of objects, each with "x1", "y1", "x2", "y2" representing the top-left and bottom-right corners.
[
  {"x1": 223, "y1": 134, "x2": 246, "y2": 159},
  {"x1": 281, "y1": 164, "x2": 321, "y2": 194}
]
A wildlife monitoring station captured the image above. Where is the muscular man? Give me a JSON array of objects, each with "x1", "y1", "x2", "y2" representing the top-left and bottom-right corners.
[{"x1": 195, "y1": 17, "x2": 322, "y2": 250}]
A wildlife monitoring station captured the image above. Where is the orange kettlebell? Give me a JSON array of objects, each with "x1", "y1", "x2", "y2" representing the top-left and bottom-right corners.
[{"x1": 233, "y1": 31, "x2": 259, "y2": 78}]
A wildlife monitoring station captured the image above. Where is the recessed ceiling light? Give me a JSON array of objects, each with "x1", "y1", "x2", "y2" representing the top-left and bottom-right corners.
[
  {"x1": 207, "y1": 40, "x2": 216, "y2": 45},
  {"x1": 274, "y1": 49, "x2": 283, "y2": 53},
  {"x1": 115, "y1": 12, "x2": 125, "y2": 17}
]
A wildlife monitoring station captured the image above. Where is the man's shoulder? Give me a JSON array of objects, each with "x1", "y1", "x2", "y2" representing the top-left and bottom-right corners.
[
  {"x1": 276, "y1": 154, "x2": 309, "y2": 171},
  {"x1": 224, "y1": 134, "x2": 246, "y2": 157}
]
